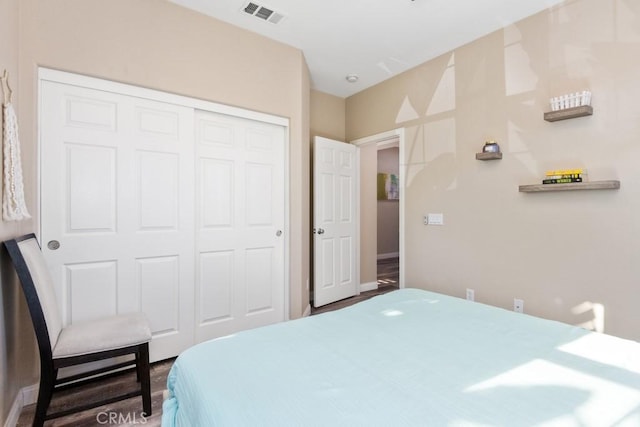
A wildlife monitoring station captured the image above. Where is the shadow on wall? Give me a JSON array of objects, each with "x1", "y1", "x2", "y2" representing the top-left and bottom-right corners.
[
  {"x1": 389, "y1": 0, "x2": 640, "y2": 335},
  {"x1": 572, "y1": 301, "x2": 605, "y2": 332}
]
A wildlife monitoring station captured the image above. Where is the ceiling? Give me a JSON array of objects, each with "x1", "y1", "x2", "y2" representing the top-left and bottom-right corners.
[{"x1": 168, "y1": 0, "x2": 565, "y2": 98}]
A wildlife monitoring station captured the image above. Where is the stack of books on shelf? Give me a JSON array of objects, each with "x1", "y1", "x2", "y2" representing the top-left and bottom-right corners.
[{"x1": 543, "y1": 169, "x2": 587, "y2": 184}]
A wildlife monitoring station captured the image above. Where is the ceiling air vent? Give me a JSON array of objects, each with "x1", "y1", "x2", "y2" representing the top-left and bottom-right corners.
[{"x1": 242, "y1": 2, "x2": 285, "y2": 24}]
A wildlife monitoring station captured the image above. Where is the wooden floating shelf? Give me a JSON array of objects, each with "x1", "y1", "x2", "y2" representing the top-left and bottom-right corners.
[
  {"x1": 519, "y1": 180, "x2": 620, "y2": 193},
  {"x1": 544, "y1": 105, "x2": 593, "y2": 122},
  {"x1": 475, "y1": 152, "x2": 502, "y2": 160}
]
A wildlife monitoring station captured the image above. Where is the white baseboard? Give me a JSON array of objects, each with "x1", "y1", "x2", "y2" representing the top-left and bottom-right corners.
[
  {"x1": 22, "y1": 384, "x2": 38, "y2": 406},
  {"x1": 360, "y1": 281, "x2": 378, "y2": 293},
  {"x1": 4, "y1": 395, "x2": 21, "y2": 427},
  {"x1": 4, "y1": 383, "x2": 38, "y2": 427},
  {"x1": 302, "y1": 304, "x2": 311, "y2": 317},
  {"x1": 377, "y1": 252, "x2": 399, "y2": 260}
]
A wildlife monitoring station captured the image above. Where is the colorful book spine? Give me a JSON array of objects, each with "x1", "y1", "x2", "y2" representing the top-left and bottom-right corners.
[
  {"x1": 542, "y1": 177, "x2": 583, "y2": 184},
  {"x1": 542, "y1": 168, "x2": 587, "y2": 184}
]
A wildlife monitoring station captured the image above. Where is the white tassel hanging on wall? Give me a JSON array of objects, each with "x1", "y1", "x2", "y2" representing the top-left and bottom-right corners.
[{"x1": 1, "y1": 70, "x2": 30, "y2": 221}]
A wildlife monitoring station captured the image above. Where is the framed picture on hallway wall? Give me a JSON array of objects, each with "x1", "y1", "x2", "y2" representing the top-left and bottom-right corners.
[{"x1": 377, "y1": 173, "x2": 399, "y2": 200}]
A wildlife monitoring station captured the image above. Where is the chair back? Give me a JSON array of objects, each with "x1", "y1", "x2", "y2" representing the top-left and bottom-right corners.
[{"x1": 4, "y1": 234, "x2": 63, "y2": 358}]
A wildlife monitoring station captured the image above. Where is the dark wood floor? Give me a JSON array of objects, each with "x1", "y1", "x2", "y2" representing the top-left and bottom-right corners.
[
  {"x1": 377, "y1": 256, "x2": 400, "y2": 287},
  {"x1": 311, "y1": 257, "x2": 399, "y2": 315},
  {"x1": 17, "y1": 360, "x2": 171, "y2": 427},
  {"x1": 18, "y1": 257, "x2": 399, "y2": 426}
]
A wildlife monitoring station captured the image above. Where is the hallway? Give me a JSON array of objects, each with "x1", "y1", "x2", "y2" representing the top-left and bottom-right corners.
[{"x1": 377, "y1": 256, "x2": 399, "y2": 289}]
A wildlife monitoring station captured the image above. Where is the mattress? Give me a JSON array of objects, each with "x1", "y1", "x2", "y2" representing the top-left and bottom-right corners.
[{"x1": 162, "y1": 288, "x2": 640, "y2": 426}]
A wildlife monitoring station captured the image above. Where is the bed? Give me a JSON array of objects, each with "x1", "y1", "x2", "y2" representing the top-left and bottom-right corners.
[{"x1": 162, "y1": 288, "x2": 640, "y2": 426}]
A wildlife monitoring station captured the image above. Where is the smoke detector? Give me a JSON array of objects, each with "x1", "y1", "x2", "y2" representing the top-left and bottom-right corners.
[{"x1": 242, "y1": 2, "x2": 285, "y2": 24}]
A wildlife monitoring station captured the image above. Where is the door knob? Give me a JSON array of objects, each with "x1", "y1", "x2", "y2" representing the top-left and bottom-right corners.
[
  {"x1": 317, "y1": 228, "x2": 325, "y2": 235},
  {"x1": 276, "y1": 230, "x2": 282, "y2": 237},
  {"x1": 47, "y1": 240, "x2": 60, "y2": 250}
]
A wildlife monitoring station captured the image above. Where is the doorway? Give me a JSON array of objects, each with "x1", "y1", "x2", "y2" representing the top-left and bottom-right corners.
[
  {"x1": 376, "y1": 139, "x2": 400, "y2": 289},
  {"x1": 352, "y1": 129, "x2": 405, "y2": 292},
  {"x1": 376, "y1": 142, "x2": 399, "y2": 290}
]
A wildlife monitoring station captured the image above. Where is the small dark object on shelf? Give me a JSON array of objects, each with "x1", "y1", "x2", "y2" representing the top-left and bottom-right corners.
[{"x1": 482, "y1": 140, "x2": 500, "y2": 153}]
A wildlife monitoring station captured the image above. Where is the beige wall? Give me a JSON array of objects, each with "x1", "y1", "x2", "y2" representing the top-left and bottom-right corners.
[
  {"x1": 347, "y1": 0, "x2": 640, "y2": 341},
  {"x1": 1, "y1": 0, "x2": 311, "y2": 423},
  {"x1": 16, "y1": 0, "x2": 310, "y2": 310},
  {"x1": 296, "y1": 61, "x2": 311, "y2": 315},
  {"x1": 0, "y1": 0, "x2": 39, "y2": 422},
  {"x1": 310, "y1": 90, "x2": 346, "y2": 141}
]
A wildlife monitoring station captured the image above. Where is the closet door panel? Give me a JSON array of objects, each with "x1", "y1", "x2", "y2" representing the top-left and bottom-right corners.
[
  {"x1": 40, "y1": 80, "x2": 195, "y2": 362},
  {"x1": 195, "y1": 111, "x2": 286, "y2": 342}
]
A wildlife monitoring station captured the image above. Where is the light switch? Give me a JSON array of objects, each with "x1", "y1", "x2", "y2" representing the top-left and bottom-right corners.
[{"x1": 427, "y1": 213, "x2": 444, "y2": 225}]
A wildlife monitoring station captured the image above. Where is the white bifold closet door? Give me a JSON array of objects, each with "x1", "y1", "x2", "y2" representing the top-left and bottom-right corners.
[{"x1": 39, "y1": 75, "x2": 286, "y2": 362}]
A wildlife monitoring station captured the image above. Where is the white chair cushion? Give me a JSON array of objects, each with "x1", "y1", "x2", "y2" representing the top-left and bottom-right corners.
[{"x1": 53, "y1": 312, "x2": 151, "y2": 358}]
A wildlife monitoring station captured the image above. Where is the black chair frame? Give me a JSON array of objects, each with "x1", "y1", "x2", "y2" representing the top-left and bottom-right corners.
[{"x1": 4, "y1": 234, "x2": 151, "y2": 426}]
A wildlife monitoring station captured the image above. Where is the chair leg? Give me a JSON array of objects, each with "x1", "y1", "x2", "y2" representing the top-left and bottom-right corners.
[
  {"x1": 135, "y1": 352, "x2": 141, "y2": 382},
  {"x1": 33, "y1": 366, "x2": 56, "y2": 427},
  {"x1": 138, "y1": 343, "x2": 152, "y2": 416}
]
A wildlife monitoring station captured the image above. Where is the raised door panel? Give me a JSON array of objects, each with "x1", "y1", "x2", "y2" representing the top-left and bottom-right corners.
[
  {"x1": 64, "y1": 261, "x2": 117, "y2": 324},
  {"x1": 138, "y1": 256, "x2": 180, "y2": 338},
  {"x1": 200, "y1": 159, "x2": 234, "y2": 228},
  {"x1": 198, "y1": 250, "x2": 234, "y2": 325},
  {"x1": 339, "y1": 237, "x2": 354, "y2": 284},
  {"x1": 66, "y1": 144, "x2": 117, "y2": 233},
  {"x1": 136, "y1": 151, "x2": 179, "y2": 231},
  {"x1": 319, "y1": 239, "x2": 335, "y2": 291},
  {"x1": 245, "y1": 247, "x2": 274, "y2": 315},
  {"x1": 245, "y1": 163, "x2": 274, "y2": 226}
]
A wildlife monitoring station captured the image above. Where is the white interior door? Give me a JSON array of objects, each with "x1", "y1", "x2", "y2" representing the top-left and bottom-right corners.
[
  {"x1": 313, "y1": 137, "x2": 358, "y2": 307},
  {"x1": 39, "y1": 80, "x2": 195, "y2": 361},
  {"x1": 194, "y1": 110, "x2": 286, "y2": 342}
]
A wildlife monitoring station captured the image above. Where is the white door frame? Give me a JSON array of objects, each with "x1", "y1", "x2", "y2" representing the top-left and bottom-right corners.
[
  {"x1": 37, "y1": 67, "x2": 291, "y2": 321},
  {"x1": 351, "y1": 128, "x2": 405, "y2": 289}
]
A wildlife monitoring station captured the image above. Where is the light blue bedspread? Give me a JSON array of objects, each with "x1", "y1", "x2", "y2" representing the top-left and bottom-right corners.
[{"x1": 162, "y1": 288, "x2": 640, "y2": 426}]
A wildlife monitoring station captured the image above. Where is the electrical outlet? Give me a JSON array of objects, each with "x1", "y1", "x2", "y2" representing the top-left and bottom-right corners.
[
  {"x1": 466, "y1": 288, "x2": 475, "y2": 301},
  {"x1": 514, "y1": 298, "x2": 524, "y2": 313}
]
